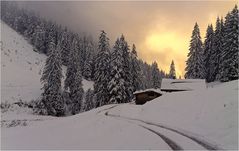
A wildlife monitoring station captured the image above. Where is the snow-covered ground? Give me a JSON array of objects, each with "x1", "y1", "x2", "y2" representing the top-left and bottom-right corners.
[
  {"x1": 1, "y1": 21, "x2": 238, "y2": 150},
  {"x1": 108, "y1": 80, "x2": 238, "y2": 150},
  {"x1": 2, "y1": 80, "x2": 238, "y2": 150}
]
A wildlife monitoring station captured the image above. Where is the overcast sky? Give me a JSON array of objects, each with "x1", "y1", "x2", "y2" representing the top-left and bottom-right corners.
[{"x1": 18, "y1": 1, "x2": 237, "y2": 77}]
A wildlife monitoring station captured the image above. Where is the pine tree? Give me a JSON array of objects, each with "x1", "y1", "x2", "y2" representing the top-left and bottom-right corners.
[
  {"x1": 151, "y1": 61, "x2": 161, "y2": 88},
  {"x1": 108, "y1": 38, "x2": 127, "y2": 104},
  {"x1": 169, "y1": 60, "x2": 176, "y2": 79},
  {"x1": 83, "y1": 52, "x2": 93, "y2": 80},
  {"x1": 214, "y1": 17, "x2": 225, "y2": 81},
  {"x1": 40, "y1": 37, "x2": 64, "y2": 116},
  {"x1": 60, "y1": 27, "x2": 70, "y2": 65},
  {"x1": 139, "y1": 60, "x2": 154, "y2": 89},
  {"x1": 120, "y1": 35, "x2": 133, "y2": 102},
  {"x1": 64, "y1": 37, "x2": 77, "y2": 92},
  {"x1": 203, "y1": 25, "x2": 215, "y2": 82},
  {"x1": 94, "y1": 31, "x2": 111, "y2": 107},
  {"x1": 32, "y1": 22, "x2": 46, "y2": 53},
  {"x1": 64, "y1": 37, "x2": 84, "y2": 115},
  {"x1": 219, "y1": 5, "x2": 239, "y2": 81},
  {"x1": 83, "y1": 89, "x2": 95, "y2": 111},
  {"x1": 185, "y1": 23, "x2": 205, "y2": 79},
  {"x1": 76, "y1": 36, "x2": 85, "y2": 72},
  {"x1": 83, "y1": 42, "x2": 93, "y2": 80},
  {"x1": 130, "y1": 44, "x2": 142, "y2": 92},
  {"x1": 24, "y1": 15, "x2": 39, "y2": 45},
  {"x1": 70, "y1": 68, "x2": 84, "y2": 114}
]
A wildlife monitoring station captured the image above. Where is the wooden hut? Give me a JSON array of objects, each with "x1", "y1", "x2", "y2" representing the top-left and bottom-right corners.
[{"x1": 133, "y1": 89, "x2": 163, "y2": 105}]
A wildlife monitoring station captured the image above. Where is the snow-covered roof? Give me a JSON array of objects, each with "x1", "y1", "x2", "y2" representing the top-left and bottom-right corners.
[
  {"x1": 133, "y1": 89, "x2": 164, "y2": 95},
  {"x1": 161, "y1": 78, "x2": 206, "y2": 91}
]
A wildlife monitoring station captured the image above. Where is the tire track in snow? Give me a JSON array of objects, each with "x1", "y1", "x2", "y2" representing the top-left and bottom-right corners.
[
  {"x1": 139, "y1": 124, "x2": 183, "y2": 150},
  {"x1": 104, "y1": 109, "x2": 221, "y2": 150},
  {"x1": 139, "y1": 120, "x2": 220, "y2": 150},
  {"x1": 105, "y1": 111, "x2": 182, "y2": 150},
  {"x1": 96, "y1": 104, "x2": 118, "y2": 114}
]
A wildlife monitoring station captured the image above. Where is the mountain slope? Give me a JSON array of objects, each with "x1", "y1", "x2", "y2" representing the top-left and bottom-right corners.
[
  {"x1": 1, "y1": 21, "x2": 46, "y2": 103},
  {"x1": 1, "y1": 21, "x2": 93, "y2": 104}
]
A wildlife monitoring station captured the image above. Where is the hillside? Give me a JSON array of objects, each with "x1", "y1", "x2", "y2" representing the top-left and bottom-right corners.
[{"x1": 1, "y1": 20, "x2": 93, "y2": 104}]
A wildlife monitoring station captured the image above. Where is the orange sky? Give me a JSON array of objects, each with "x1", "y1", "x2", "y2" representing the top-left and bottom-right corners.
[
  {"x1": 21, "y1": 1, "x2": 237, "y2": 78},
  {"x1": 131, "y1": 1, "x2": 237, "y2": 78}
]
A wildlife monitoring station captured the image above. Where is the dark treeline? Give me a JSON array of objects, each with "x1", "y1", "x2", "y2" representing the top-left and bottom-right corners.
[
  {"x1": 1, "y1": 1, "x2": 173, "y2": 116},
  {"x1": 185, "y1": 5, "x2": 238, "y2": 83}
]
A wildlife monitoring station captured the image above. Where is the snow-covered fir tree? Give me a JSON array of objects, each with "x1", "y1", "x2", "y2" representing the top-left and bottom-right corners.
[
  {"x1": 83, "y1": 89, "x2": 95, "y2": 111},
  {"x1": 138, "y1": 60, "x2": 148, "y2": 89},
  {"x1": 83, "y1": 40, "x2": 94, "y2": 80},
  {"x1": 13, "y1": 11, "x2": 28, "y2": 35},
  {"x1": 120, "y1": 35, "x2": 133, "y2": 102},
  {"x1": 169, "y1": 60, "x2": 176, "y2": 79},
  {"x1": 215, "y1": 17, "x2": 225, "y2": 80},
  {"x1": 60, "y1": 28, "x2": 70, "y2": 66},
  {"x1": 138, "y1": 60, "x2": 156, "y2": 89},
  {"x1": 219, "y1": 5, "x2": 239, "y2": 82},
  {"x1": 40, "y1": 36, "x2": 64, "y2": 116},
  {"x1": 32, "y1": 22, "x2": 46, "y2": 53},
  {"x1": 151, "y1": 61, "x2": 161, "y2": 88},
  {"x1": 70, "y1": 68, "x2": 84, "y2": 114},
  {"x1": 64, "y1": 37, "x2": 84, "y2": 115},
  {"x1": 83, "y1": 51, "x2": 93, "y2": 80},
  {"x1": 130, "y1": 44, "x2": 142, "y2": 92},
  {"x1": 108, "y1": 38, "x2": 128, "y2": 104},
  {"x1": 94, "y1": 31, "x2": 111, "y2": 107},
  {"x1": 203, "y1": 24, "x2": 215, "y2": 82},
  {"x1": 76, "y1": 36, "x2": 85, "y2": 72},
  {"x1": 185, "y1": 23, "x2": 205, "y2": 79},
  {"x1": 24, "y1": 15, "x2": 39, "y2": 46}
]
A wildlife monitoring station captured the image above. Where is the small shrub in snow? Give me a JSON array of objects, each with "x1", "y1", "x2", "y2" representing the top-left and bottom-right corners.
[
  {"x1": 1, "y1": 100, "x2": 33, "y2": 114},
  {"x1": 31, "y1": 98, "x2": 48, "y2": 115},
  {"x1": 0, "y1": 101, "x2": 11, "y2": 113}
]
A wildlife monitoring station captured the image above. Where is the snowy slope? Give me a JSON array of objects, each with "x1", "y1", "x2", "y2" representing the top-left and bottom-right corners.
[
  {"x1": 1, "y1": 21, "x2": 46, "y2": 103},
  {"x1": 109, "y1": 80, "x2": 238, "y2": 149},
  {"x1": 2, "y1": 80, "x2": 238, "y2": 150},
  {"x1": 0, "y1": 21, "x2": 93, "y2": 104}
]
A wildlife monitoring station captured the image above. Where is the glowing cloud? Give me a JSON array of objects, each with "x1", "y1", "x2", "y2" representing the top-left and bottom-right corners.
[{"x1": 143, "y1": 32, "x2": 188, "y2": 77}]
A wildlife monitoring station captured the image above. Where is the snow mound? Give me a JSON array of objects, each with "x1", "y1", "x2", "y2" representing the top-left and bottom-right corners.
[
  {"x1": 161, "y1": 78, "x2": 206, "y2": 91},
  {"x1": 133, "y1": 88, "x2": 164, "y2": 95}
]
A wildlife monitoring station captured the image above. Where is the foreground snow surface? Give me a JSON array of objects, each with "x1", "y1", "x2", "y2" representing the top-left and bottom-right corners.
[
  {"x1": 1, "y1": 80, "x2": 238, "y2": 150},
  {"x1": 1, "y1": 21, "x2": 238, "y2": 150}
]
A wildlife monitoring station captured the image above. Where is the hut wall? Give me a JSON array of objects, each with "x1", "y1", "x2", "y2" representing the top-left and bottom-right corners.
[{"x1": 135, "y1": 92, "x2": 162, "y2": 105}]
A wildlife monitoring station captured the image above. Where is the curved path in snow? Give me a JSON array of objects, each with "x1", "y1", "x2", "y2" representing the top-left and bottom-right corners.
[{"x1": 100, "y1": 105, "x2": 221, "y2": 150}]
